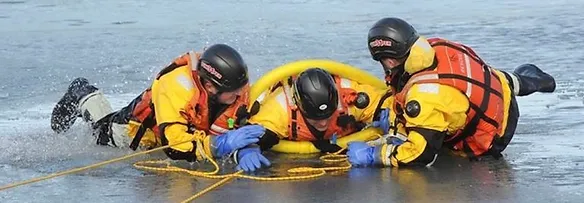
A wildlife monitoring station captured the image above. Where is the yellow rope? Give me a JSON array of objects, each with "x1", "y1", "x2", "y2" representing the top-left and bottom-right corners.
[
  {"x1": 0, "y1": 128, "x2": 352, "y2": 203},
  {"x1": 135, "y1": 148, "x2": 351, "y2": 202},
  {"x1": 0, "y1": 132, "x2": 210, "y2": 191},
  {"x1": 134, "y1": 148, "x2": 350, "y2": 181},
  {"x1": 134, "y1": 158, "x2": 350, "y2": 181},
  {"x1": 180, "y1": 171, "x2": 244, "y2": 203},
  {"x1": 0, "y1": 144, "x2": 170, "y2": 191}
]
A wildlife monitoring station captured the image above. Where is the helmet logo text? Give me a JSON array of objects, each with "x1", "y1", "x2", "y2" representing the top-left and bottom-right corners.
[
  {"x1": 201, "y1": 62, "x2": 223, "y2": 79},
  {"x1": 369, "y1": 39, "x2": 392, "y2": 47}
]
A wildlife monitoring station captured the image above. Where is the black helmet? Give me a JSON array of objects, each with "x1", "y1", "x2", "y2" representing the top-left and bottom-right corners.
[
  {"x1": 197, "y1": 44, "x2": 249, "y2": 92},
  {"x1": 293, "y1": 68, "x2": 339, "y2": 120},
  {"x1": 368, "y1": 17, "x2": 419, "y2": 61}
]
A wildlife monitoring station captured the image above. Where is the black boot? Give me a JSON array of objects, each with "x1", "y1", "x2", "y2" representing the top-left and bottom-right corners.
[
  {"x1": 50, "y1": 77, "x2": 99, "y2": 133},
  {"x1": 513, "y1": 64, "x2": 556, "y2": 96}
]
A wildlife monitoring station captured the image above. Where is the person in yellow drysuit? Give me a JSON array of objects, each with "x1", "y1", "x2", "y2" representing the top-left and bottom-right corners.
[
  {"x1": 51, "y1": 44, "x2": 267, "y2": 168},
  {"x1": 243, "y1": 67, "x2": 391, "y2": 171},
  {"x1": 347, "y1": 17, "x2": 557, "y2": 167}
]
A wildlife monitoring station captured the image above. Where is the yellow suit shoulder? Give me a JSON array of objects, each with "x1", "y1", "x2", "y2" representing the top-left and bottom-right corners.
[
  {"x1": 338, "y1": 77, "x2": 392, "y2": 124},
  {"x1": 248, "y1": 87, "x2": 290, "y2": 139},
  {"x1": 151, "y1": 65, "x2": 198, "y2": 125},
  {"x1": 151, "y1": 65, "x2": 199, "y2": 152},
  {"x1": 403, "y1": 83, "x2": 469, "y2": 133}
]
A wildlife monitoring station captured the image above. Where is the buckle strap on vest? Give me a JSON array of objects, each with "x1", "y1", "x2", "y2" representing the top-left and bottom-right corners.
[
  {"x1": 428, "y1": 41, "x2": 504, "y2": 158},
  {"x1": 373, "y1": 90, "x2": 393, "y2": 121},
  {"x1": 290, "y1": 109, "x2": 298, "y2": 140},
  {"x1": 437, "y1": 73, "x2": 503, "y2": 99},
  {"x1": 129, "y1": 107, "x2": 156, "y2": 150},
  {"x1": 443, "y1": 66, "x2": 500, "y2": 148}
]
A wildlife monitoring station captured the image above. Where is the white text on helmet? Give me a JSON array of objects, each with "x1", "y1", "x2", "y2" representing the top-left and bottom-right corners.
[
  {"x1": 369, "y1": 39, "x2": 392, "y2": 47},
  {"x1": 201, "y1": 62, "x2": 223, "y2": 79}
]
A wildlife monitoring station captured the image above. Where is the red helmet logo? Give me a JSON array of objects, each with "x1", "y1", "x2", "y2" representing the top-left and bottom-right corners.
[
  {"x1": 369, "y1": 39, "x2": 392, "y2": 48},
  {"x1": 201, "y1": 62, "x2": 223, "y2": 79}
]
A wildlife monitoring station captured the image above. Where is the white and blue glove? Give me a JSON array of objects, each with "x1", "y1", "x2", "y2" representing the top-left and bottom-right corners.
[
  {"x1": 235, "y1": 145, "x2": 271, "y2": 172},
  {"x1": 347, "y1": 141, "x2": 396, "y2": 167},
  {"x1": 211, "y1": 125, "x2": 265, "y2": 157},
  {"x1": 347, "y1": 142, "x2": 379, "y2": 166}
]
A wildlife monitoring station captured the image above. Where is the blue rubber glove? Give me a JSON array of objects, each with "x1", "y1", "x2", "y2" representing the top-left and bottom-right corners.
[
  {"x1": 372, "y1": 109, "x2": 390, "y2": 135},
  {"x1": 388, "y1": 136, "x2": 405, "y2": 145},
  {"x1": 236, "y1": 146, "x2": 271, "y2": 172},
  {"x1": 211, "y1": 125, "x2": 265, "y2": 157},
  {"x1": 347, "y1": 142, "x2": 376, "y2": 166},
  {"x1": 347, "y1": 142, "x2": 385, "y2": 167}
]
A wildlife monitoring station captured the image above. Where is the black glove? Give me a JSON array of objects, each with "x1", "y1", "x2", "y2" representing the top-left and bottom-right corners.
[{"x1": 311, "y1": 139, "x2": 343, "y2": 153}]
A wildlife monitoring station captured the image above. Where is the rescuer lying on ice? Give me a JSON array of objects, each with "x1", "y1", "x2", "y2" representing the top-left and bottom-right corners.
[
  {"x1": 242, "y1": 67, "x2": 392, "y2": 172},
  {"x1": 347, "y1": 17, "x2": 556, "y2": 167},
  {"x1": 51, "y1": 44, "x2": 267, "y2": 167}
]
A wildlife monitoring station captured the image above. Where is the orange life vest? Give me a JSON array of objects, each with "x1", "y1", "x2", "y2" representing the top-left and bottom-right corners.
[
  {"x1": 280, "y1": 76, "x2": 364, "y2": 141},
  {"x1": 179, "y1": 80, "x2": 250, "y2": 136},
  {"x1": 128, "y1": 88, "x2": 157, "y2": 148},
  {"x1": 128, "y1": 52, "x2": 249, "y2": 150},
  {"x1": 393, "y1": 37, "x2": 505, "y2": 157}
]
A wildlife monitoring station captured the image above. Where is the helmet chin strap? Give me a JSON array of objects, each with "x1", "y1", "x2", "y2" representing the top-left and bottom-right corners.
[
  {"x1": 381, "y1": 61, "x2": 405, "y2": 78},
  {"x1": 208, "y1": 91, "x2": 220, "y2": 102},
  {"x1": 201, "y1": 78, "x2": 222, "y2": 102},
  {"x1": 381, "y1": 61, "x2": 411, "y2": 90},
  {"x1": 208, "y1": 87, "x2": 242, "y2": 105},
  {"x1": 382, "y1": 62, "x2": 393, "y2": 77}
]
